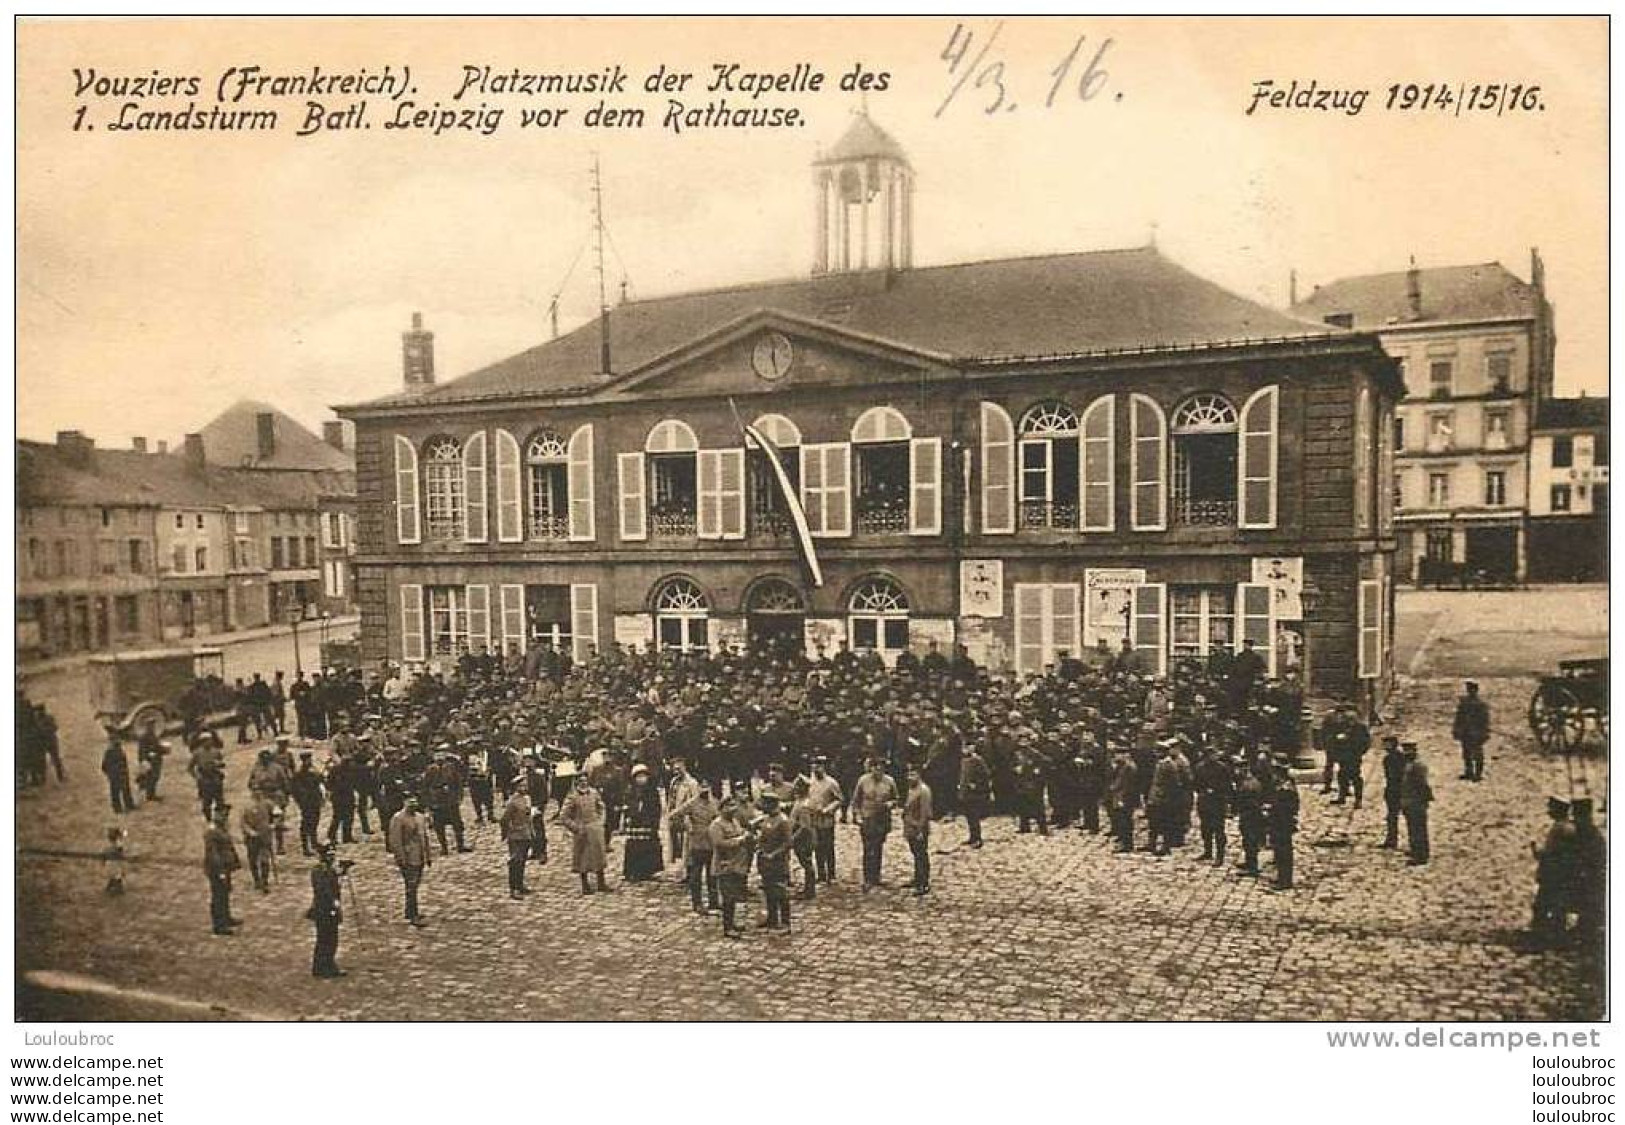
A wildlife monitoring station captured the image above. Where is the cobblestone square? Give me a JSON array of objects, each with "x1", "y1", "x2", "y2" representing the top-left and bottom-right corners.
[{"x1": 15, "y1": 590, "x2": 1607, "y2": 1022}]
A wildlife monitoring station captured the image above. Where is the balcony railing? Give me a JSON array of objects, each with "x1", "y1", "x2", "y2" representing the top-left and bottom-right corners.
[
  {"x1": 528, "y1": 513, "x2": 569, "y2": 541},
  {"x1": 856, "y1": 501, "x2": 909, "y2": 535},
  {"x1": 1173, "y1": 497, "x2": 1237, "y2": 527},
  {"x1": 752, "y1": 510, "x2": 793, "y2": 538},
  {"x1": 1019, "y1": 500, "x2": 1079, "y2": 531},
  {"x1": 651, "y1": 509, "x2": 697, "y2": 538}
]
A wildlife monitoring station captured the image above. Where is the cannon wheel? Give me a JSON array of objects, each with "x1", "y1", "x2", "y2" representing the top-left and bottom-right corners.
[
  {"x1": 1529, "y1": 682, "x2": 1586, "y2": 754},
  {"x1": 120, "y1": 701, "x2": 169, "y2": 739}
]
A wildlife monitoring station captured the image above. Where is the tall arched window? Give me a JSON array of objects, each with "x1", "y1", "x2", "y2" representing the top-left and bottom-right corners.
[
  {"x1": 1171, "y1": 394, "x2": 1238, "y2": 526},
  {"x1": 525, "y1": 430, "x2": 569, "y2": 540},
  {"x1": 847, "y1": 576, "x2": 910, "y2": 661},
  {"x1": 647, "y1": 420, "x2": 699, "y2": 538},
  {"x1": 1018, "y1": 402, "x2": 1080, "y2": 529},
  {"x1": 653, "y1": 577, "x2": 709, "y2": 653},
  {"x1": 852, "y1": 407, "x2": 912, "y2": 533},
  {"x1": 422, "y1": 437, "x2": 464, "y2": 542},
  {"x1": 747, "y1": 414, "x2": 802, "y2": 535}
]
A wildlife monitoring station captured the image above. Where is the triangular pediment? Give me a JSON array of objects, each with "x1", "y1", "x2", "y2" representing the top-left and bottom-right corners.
[{"x1": 599, "y1": 309, "x2": 953, "y2": 401}]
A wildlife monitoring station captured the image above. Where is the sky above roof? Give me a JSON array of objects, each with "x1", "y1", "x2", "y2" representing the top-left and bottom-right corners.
[{"x1": 17, "y1": 16, "x2": 1607, "y2": 445}]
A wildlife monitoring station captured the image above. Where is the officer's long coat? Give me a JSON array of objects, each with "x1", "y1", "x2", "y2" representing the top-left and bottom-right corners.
[{"x1": 559, "y1": 787, "x2": 607, "y2": 873}]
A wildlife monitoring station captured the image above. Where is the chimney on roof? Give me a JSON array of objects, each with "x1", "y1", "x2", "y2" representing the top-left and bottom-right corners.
[
  {"x1": 183, "y1": 433, "x2": 207, "y2": 472},
  {"x1": 1288, "y1": 269, "x2": 1298, "y2": 307},
  {"x1": 255, "y1": 411, "x2": 277, "y2": 460},
  {"x1": 1531, "y1": 246, "x2": 1546, "y2": 294},
  {"x1": 132, "y1": 437, "x2": 148, "y2": 454},
  {"x1": 56, "y1": 430, "x2": 95, "y2": 470},
  {"x1": 1405, "y1": 256, "x2": 1423, "y2": 320},
  {"x1": 322, "y1": 420, "x2": 348, "y2": 452},
  {"x1": 402, "y1": 312, "x2": 435, "y2": 394}
]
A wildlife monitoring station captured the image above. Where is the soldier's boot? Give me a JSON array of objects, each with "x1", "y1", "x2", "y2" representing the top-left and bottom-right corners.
[
  {"x1": 1214, "y1": 836, "x2": 1226, "y2": 866},
  {"x1": 273, "y1": 824, "x2": 287, "y2": 855},
  {"x1": 595, "y1": 872, "x2": 610, "y2": 893},
  {"x1": 580, "y1": 873, "x2": 593, "y2": 895}
]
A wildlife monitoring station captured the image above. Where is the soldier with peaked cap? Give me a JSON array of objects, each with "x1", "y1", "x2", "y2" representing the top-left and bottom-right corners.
[
  {"x1": 290, "y1": 750, "x2": 325, "y2": 856},
  {"x1": 559, "y1": 773, "x2": 610, "y2": 894},
  {"x1": 1569, "y1": 798, "x2": 1605, "y2": 945},
  {"x1": 1452, "y1": 680, "x2": 1491, "y2": 782},
  {"x1": 1378, "y1": 735, "x2": 1406, "y2": 849},
  {"x1": 1529, "y1": 796, "x2": 1575, "y2": 943},
  {"x1": 203, "y1": 804, "x2": 242, "y2": 936},
  {"x1": 1267, "y1": 764, "x2": 1299, "y2": 890},
  {"x1": 1399, "y1": 741, "x2": 1433, "y2": 865},
  {"x1": 709, "y1": 794, "x2": 753, "y2": 939},
  {"x1": 308, "y1": 843, "x2": 345, "y2": 978},
  {"x1": 755, "y1": 791, "x2": 793, "y2": 931}
]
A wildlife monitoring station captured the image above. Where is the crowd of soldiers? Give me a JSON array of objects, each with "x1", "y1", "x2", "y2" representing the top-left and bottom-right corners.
[{"x1": 40, "y1": 633, "x2": 1600, "y2": 976}]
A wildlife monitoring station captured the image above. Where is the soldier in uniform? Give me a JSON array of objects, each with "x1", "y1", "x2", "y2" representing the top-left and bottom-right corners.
[
  {"x1": 385, "y1": 794, "x2": 433, "y2": 926},
  {"x1": 805, "y1": 757, "x2": 843, "y2": 879},
  {"x1": 101, "y1": 728, "x2": 136, "y2": 815},
  {"x1": 1106, "y1": 746, "x2": 1140, "y2": 854},
  {"x1": 788, "y1": 779, "x2": 819, "y2": 900},
  {"x1": 290, "y1": 750, "x2": 325, "y2": 856},
  {"x1": 1528, "y1": 796, "x2": 1575, "y2": 944},
  {"x1": 1268, "y1": 765, "x2": 1299, "y2": 890},
  {"x1": 1570, "y1": 798, "x2": 1605, "y2": 946},
  {"x1": 465, "y1": 741, "x2": 495, "y2": 825},
  {"x1": 1013, "y1": 738, "x2": 1049, "y2": 836},
  {"x1": 1194, "y1": 747, "x2": 1233, "y2": 866},
  {"x1": 1378, "y1": 736, "x2": 1406, "y2": 848},
  {"x1": 1075, "y1": 734, "x2": 1107, "y2": 835},
  {"x1": 1233, "y1": 763, "x2": 1266, "y2": 876},
  {"x1": 676, "y1": 779, "x2": 719, "y2": 913},
  {"x1": 188, "y1": 731, "x2": 227, "y2": 822},
  {"x1": 755, "y1": 792, "x2": 793, "y2": 931},
  {"x1": 422, "y1": 748, "x2": 471, "y2": 855},
  {"x1": 1452, "y1": 680, "x2": 1491, "y2": 782},
  {"x1": 559, "y1": 774, "x2": 610, "y2": 894},
  {"x1": 308, "y1": 844, "x2": 345, "y2": 978},
  {"x1": 709, "y1": 795, "x2": 753, "y2": 939},
  {"x1": 203, "y1": 804, "x2": 242, "y2": 936},
  {"x1": 1325, "y1": 704, "x2": 1371, "y2": 807},
  {"x1": 1399, "y1": 741, "x2": 1433, "y2": 865},
  {"x1": 958, "y1": 743, "x2": 992, "y2": 849},
  {"x1": 498, "y1": 784, "x2": 533, "y2": 898},
  {"x1": 242, "y1": 793, "x2": 275, "y2": 893},
  {"x1": 851, "y1": 757, "x2": 899, "y2": 890},
  {"x1": 903, "y1": 766, "x2": 933, "y2": 896},
  {"x1": 325, "y1": 750, "x2": 358, "y2": 846}
]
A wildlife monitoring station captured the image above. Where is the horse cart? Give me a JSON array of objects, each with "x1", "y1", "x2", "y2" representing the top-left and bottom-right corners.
[
  {"x1": 1527, "y1": 657, "x2": 1609, "y2": 754},
  {"x1": 87, "y1": 646, "x2": 236, "y2": 738}
]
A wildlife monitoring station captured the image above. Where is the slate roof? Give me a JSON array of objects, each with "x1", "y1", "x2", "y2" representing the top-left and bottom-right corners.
[
  {"x1": 192, "y1": 400, "x2": 354, "y2": 472},
  {"x1": 1292, "y1": 262, "x2": 1540, "y2": 329},
  {"x1": 351, "y1": 246, "x2": 1339, "y2": 411},
  {"x1": 17, "y1": 440, "x2": 349, "y2": 510},
  {"x1": 1534, "y1": 396, "x2": 1610, "y2": 432}
]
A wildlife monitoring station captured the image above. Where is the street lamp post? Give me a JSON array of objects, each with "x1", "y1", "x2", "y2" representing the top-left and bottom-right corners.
[{"x1": 1295, "y1": 576, "x2": 1322, "y2": 770}]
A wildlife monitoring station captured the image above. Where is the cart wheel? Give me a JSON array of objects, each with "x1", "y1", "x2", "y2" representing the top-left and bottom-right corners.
[
  {"x1": 125, "y1": 703, "x2": 167, "y2": 739},
  {"x1": 1529, "y1": 683, "x2": 1583, "y2": 754}
]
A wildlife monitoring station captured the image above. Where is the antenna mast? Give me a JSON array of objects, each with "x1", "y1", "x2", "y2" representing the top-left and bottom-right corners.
[{"x1": 592, "y1": 155, "x2": 611, "y2": 376}]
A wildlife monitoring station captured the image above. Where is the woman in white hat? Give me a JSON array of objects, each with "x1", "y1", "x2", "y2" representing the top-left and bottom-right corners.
[{"x1": 621, "y1": 763, "x2": 664, "y2": 882}]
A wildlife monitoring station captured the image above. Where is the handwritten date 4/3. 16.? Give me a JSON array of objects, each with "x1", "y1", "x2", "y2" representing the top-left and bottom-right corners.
[{"x1": 937, "y1": 21, "x2": 1118, "y2": 119}]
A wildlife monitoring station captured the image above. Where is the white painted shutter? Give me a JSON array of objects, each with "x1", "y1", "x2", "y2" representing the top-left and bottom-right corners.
[
  {"x1": 617, "y1": 452, "x2": 647, "y2": 541},
  {"x1": 393, "y1": 436, "x2": 420, "y2": 545},
  {"x1": 719, "y1": 448, "x2": 745, "y2": 540},
  {"x1": 462, "y1": 430, "x2": 488, "y2": 543},
  {"x1": 1130, "y1": 394, "x2": 1167, "y2": 530},
  {"x1": 399, "y1": 583, "x2": 424, "y2": 663},
  {"x1": 570, "y1": 583, "x2": 599, "y2": 664},
  {"x1": 1051, "y1": 583, "x2": 1081, "y2": 664},
  {"x1": 1081, "y1": 395, "x2": 1115, "y2": 532},
  {"x1": 495, "y1": 429, "x2": 522, "y2": 543},
  {"x1": 909, "y1": 436, "x2": 942, "y2": 535},
  {"x1": 1014, "y1": 584, "x2": 1045, "y2": 676},
  {"x1": 801, "y1": 443, "x2": 851, "y2": 538},
  {"x1": 1239, "y1": 385, "x2": 1279, "y2": 529},
  {"x1": 499, "y1": 583, "x2": 526, "y2": 656},
  {"x1": 1357, "y1": 578, "x2": 1380, "y2": 679},
  {"x1": 697, "y1": 449, "x2": 722, "y2": 539},
  {"x1": 568, "y1": 423, "x2": 596, "y2": 542},
  {"x1": 1132, "y1": 583, "x2": 1166, "y2": 677},
  {"x1": 1236, "y1": 582, "x2": 1276, "y2": 676},
  {"x1": 979, "y1": 402, "x2": 1015, "y2": 534},
  {"x1": 465, "y1": 584, "x2": 491, "y2": 653}
]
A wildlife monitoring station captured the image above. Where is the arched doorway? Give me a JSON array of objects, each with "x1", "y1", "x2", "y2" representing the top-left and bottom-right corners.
[
  {"x1": 652, "y1": 577, "x2": 709, "y2": 653},
  {"x1": 847, "y1": 576, "x2": 910, "y2": 664},
  {"x1": 745, "y1": 577, "x2": 806, "y2": 658}
]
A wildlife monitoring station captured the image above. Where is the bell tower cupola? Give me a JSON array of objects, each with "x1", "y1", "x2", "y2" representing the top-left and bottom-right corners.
[{"x1": 813, "y1": 110, "x2": 913, "y2": 274}]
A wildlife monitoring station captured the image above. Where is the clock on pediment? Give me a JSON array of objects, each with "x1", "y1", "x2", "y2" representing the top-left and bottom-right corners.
[{"x1": 751, "y1": 332, "x2": 794, "y2": 382}]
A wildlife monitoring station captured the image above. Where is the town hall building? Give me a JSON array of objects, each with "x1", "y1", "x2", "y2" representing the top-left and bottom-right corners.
[{"x1": 338, "y1": 113, "x2": 1404, "y2": 710}]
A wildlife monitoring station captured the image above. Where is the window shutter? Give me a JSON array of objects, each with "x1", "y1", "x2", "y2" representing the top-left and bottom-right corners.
[
  {"x1": 464, "y1": 584, "x2": 491, "y2": 653},
  {"x1": 697, "y1": 449, "x2": 722, "y2": 539},
  {"x1": 1013, "y1": 584, "x2": 1045, "y2": 676},
  {"x1": 399, "y1": 583, "x2": 424, "y2": 663},
  {"x1": 1358, "y1": 578, "x2": 1380, "y2": 679},
  {"x1": 1236, "y1": 582, "x2": 1275, "y2": 676},
  {"x1": 719, "y1": 448, "x2": 745, "y2": 540},
  {"x1": 495, "y1": 429, "x2": 522, "y2": 543},
  {"x1": 499, "y1": 584, "x2": 526, "y2": 656},
  {"x1": 570, "y1": 583, "x2": 598, "y2": 664},
  {"x1": 979, "y1": 402, "x2": 1015, "y2": 534},
  {"x1": 1239, "y1": 385, "x2": 1280, "y2": 529},
  {"x1": 1081, "y1": 395, "x2": 1115, "y2": 532},
  {"x1": 1130, "y1": 394, "x2": 1166, "y2": 530},
  {"x1": 1132, "y1": 582, "x2": 1166, "y2": 677},
  {"x1": 909, "y1": 436, "x2": 942, "y2": 535},
  {"x1": 800, "y1": 444, "x2": 824, "y2": 534},
  {"x1": 568, "y1": 423, "x2": 596, "y2": 542},
  {"x1": 393, "y1": 436, "x2": 420, "y2": 545},
  {"x1": 617, "y1": 452, "x2": 647, "y2": 541},
  {"x1": 462, "y1": 430, "x2": 488, "y2": 542},
  {"x1": 1051, "y1": 583, "x2": 1081, "y2": 663}
]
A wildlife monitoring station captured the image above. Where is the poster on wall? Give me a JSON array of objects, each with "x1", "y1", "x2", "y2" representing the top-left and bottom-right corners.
[
  {"x1": 1251, "y1": 556, "x2": 1304, "y2": 620},
  {"x1": 958, "y1": 560, "x2": 1004, "y2": 618},
  {"x1": 1083, "y1": 568, "x2": 1145, "y2": 649},
  {"x1": 613, "y1": 613, "x2": 653, "y2": 653}
]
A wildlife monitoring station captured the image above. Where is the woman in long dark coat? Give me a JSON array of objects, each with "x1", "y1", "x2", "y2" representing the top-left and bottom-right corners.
[{"x1": 621, "y1": 765, "x2": 664, "y2": 882}]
